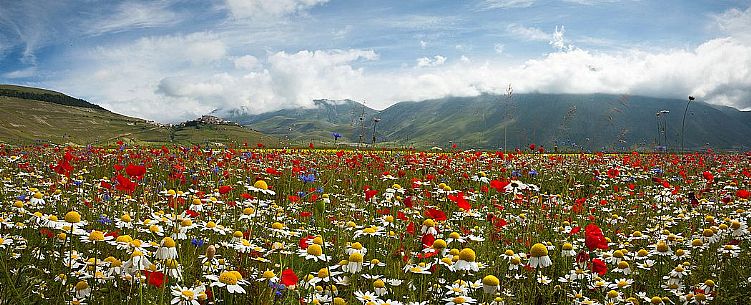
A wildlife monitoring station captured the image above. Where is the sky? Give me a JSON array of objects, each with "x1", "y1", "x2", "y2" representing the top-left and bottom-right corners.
[{"x1": 1, "y1": 0, "x2": 750, "y2": 123}]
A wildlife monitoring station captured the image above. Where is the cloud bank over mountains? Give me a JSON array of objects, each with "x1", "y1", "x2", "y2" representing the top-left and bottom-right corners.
[{"x1": 1, "y1": 1, "x2": 750, "y2": 122}]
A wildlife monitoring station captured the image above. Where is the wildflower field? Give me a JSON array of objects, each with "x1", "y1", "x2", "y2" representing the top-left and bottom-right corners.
[{"x1": 2, "y1": 145, "x2": 751, "y2": 305}]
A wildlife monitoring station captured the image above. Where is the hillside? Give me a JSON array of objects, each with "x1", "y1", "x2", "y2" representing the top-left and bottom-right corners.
[
  {"x1": 219, "y1": 99, "x2": 380, "y2": 144},
  {"x1": 220, "y1": 93, "x2": 751, "y2": 151},
  {"x1": 0, "y1": 85, "x2": 278, "y2": 146}
]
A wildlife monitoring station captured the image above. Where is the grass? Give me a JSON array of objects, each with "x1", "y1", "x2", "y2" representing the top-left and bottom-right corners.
[{"x1": 0, "y1": 96, "x2": 279, "y2": 147}]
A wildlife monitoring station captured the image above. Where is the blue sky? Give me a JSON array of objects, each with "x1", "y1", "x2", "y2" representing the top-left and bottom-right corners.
[{"x1": 1, "y1": 0, "x2": 750, "y2": 122}]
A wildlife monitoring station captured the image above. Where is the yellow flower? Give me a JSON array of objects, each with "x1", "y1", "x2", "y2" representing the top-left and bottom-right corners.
[
  {"x1": 458, "y1": 248, "x2": 476, "y2": 262},
  {"x1": 433, "y1": 239, "x2": 447, "y2": 249},
  {"x1": 219, "y1": 271, "x2": 238, "y2": 285},
  {"x1": 161, "y1": 237, "x2": 176, "y2": 248},
  {"x1": 88, "y1": 230, "x2": 105, "y2": 241},
  {"x1": 65, "y1": 211, "x2": 81, "y2": 223},
  {"x1": 530, "y1": 243, "x2": 548, "y2": 257},
  {"x1": 307, "y1": 244, "x2": 323, "y2": 256},
  {"x1": 349, "y1": 252, "x2": 364, "y2": 263},
  {"x1": 482, "y1": 275, "x2": 500, "y2": 286},
  {"x1": 253, "y1": 180, "x2": 268, "y2": 190}
]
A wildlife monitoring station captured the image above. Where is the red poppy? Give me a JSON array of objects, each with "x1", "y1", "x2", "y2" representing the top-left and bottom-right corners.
[
  {"x1": 421, "y1": 234, "x2": 435, "y2": 248},
  {"x1": 218, "y1": 185, "x2": 232, "y2": 194},
  {"x1": 590, "y1": 258, "x2": 607, "y2": 276},
  {"x1": 448, "y1": 192, "x2": 471, "y2": 211},
  {"x1": 737, "y1": 189, "x2": 750, "y2": 199},
  {"x1": 403, "y1": 196, "x2": 414, "y2": 208},
  {"x1": 397, "y1": 211, "x2": 408, "y2": 221},
  {"x1": 143, "y1": 270, "x2": 167, "y2": 288},
  {"x1": 280, "y1": 269, "x2": 298, "y2": 287},
  {"x1": 100, "y1": 181, "x2": 112, "y2": 189},
  {"x1": 365, "y1": 189, "x2": 378, "y2": 201},
  {"x1": 584, "y1": 223, "x2": 608, "y2": 251},
  {"x1": 39, "y1": 228, "x2": 54, "y2": 239},
  {"x1": 299, "y1": 235, "x2": 314, "y2": 249},
  {"x1": 576, "y1": 250, "x2": 590, "y2": 264},
  {"x1": 405, "y1": 222, "x2": 416, "y2": 235},
  {"x1": 490, "y1": 179, "x2": 509, "y2": 192},
  {"x1": 115, "y1": 174, "x2": 137, "y2": 193},
  {"x1": 424, "y1": 208, "x2": 447, "y2": 221},
  {"x1": 125, "y1": 164, "x2": 146, "y2": 179}
]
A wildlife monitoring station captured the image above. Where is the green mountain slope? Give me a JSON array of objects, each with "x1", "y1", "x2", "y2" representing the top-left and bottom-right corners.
[
  {"x1": 222, "y1": 93, "x2": 751, "y2": 151},
  {"x1": 0, "y1": 85, "x2": 278, "y2": 146},
  {"x1": 221, "y1": 99, "x2": 380, "y2": 144}
]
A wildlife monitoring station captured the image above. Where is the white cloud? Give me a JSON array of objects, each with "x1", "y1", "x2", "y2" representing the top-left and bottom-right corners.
[
  {"x1": 234, "y1": 55, "x2": 259, "y2": 70},
  {"x1": 478, "y1": 0, "x2": 535, "y2": 10},
  {"x1": 420, "y1": 40, "x2": 428, "y2": 49},
  {"x1": 549, "y1": 26, "x2": 573, "y2": 51},
  {"x1": 224, "y1": 0, "x2": 328, "y2": 19},
  {"x1": 86, "y1": 1, "x2": 181, "y2": 36},
  {"x1": 416, "y1": 55, "x2": 447, "y2": 67},
  {"x1": 506, "y1": 23, "x2": 550, "y2": 41},
  {"x1": 50, "y1": 32, "x2": 229, "y2": 122},
  {"x1": 44, "y1": 5, "x2": 751, "y2": 123}
]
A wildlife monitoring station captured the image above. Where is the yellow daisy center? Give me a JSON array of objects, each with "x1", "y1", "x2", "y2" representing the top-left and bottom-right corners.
[{"x1": 530, "y1": 243, "x2": 548, "y2": 257}]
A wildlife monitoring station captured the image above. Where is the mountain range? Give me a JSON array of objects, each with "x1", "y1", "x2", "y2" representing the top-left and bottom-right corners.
[
  {"x1": 219, "y1": 93, "x2": 751, "y2": 151},
  {"x1": 2, "y1": 84, "x2": 750, "y2": 151}
]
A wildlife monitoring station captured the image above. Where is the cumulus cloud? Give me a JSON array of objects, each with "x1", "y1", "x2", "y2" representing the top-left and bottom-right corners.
[
  {"x1": 224, "y1": 0, "x2": 328, "y2": 19},
  {"x1": 416, "y1": 55, "x2": 447, "y2": 67}
]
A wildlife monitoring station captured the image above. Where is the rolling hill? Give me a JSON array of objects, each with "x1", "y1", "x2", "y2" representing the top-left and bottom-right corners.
[
  {"x1": 221, "y1": 93, "x2": 751, "y2": 151},
  {"x1": 0, "y1": 85, "x2": 279, "y2": 146}
]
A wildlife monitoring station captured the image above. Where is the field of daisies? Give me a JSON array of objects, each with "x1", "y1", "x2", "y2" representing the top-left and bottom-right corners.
[{"x1": 1, "y1": 145, "x2": 751, "y2": 305}]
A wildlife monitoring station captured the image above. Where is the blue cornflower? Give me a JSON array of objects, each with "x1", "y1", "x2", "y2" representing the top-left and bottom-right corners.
[
  {"x1": 528, "y1": 169, "x2": 538, "y2": 176},
  {"x1": 98, "y1": 215, "x2": 112, "y2": 225},
  {"x1": 299, "y1": 173, "x2": 315, "y2": 183},
  {"x1": 191, "y1": 238, "x2": 205, "y2": 247}
]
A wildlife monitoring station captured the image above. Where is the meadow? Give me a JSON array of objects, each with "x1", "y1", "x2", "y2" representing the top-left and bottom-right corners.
[{"x1": 1, "y1": 144, "x2": 750, "y2": 305}]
